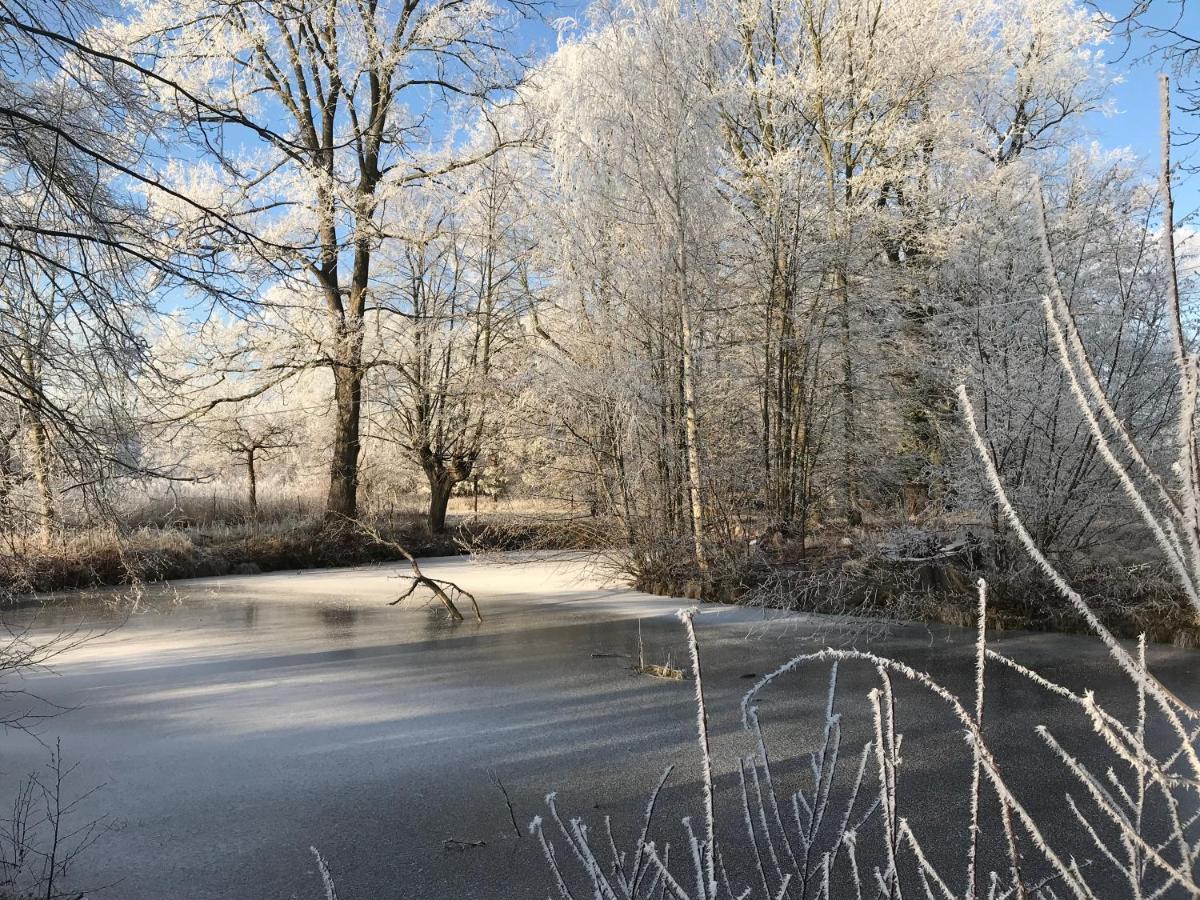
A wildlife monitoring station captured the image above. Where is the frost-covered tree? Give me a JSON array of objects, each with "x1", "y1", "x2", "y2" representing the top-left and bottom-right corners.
[
  {"x1": 0, "y1": 235, "x2": 149, "y2": 542},
  {"x1": 708, "y1": 0, "x2": 1109, "y2": 523},
  {"x1": 3, "y1": 0, "x2": 1187, "y2": 599},
  {"x1": 517, "y1": 0, "x2": 1117, "y2": 586},
  {"x1": 0, "y1": 1, "x2": 171, "y2": 540},
  {"x1": 527, "y1": 0, "x2": 735, "y2": 576},
  {"x1": 109, "y1": 0, "x2": 531, "y2": 519},
  {"x1": 951, "y1": 149, "x2": 1181, "y2": 560},
  {"x1": 145, "y1": 307, "x2": 328, "y2": 514},
  {"x1": 370, "y1": 144, "x2": 533, "y2": 532}
]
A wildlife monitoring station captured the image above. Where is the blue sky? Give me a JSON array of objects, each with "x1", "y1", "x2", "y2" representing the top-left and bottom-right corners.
[{"x1": 1086, "y1": 0, "x2": 1200, "y2": 221}]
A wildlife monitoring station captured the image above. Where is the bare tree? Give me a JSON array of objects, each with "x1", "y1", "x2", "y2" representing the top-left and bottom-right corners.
[
  {"x1": 215, "y1": 420, "x2": 297, "y2": 517},
  {"x1": 113, "y1": 0, "x2": 532, "y2": 520},
  {"x1": 1098, "y1": 0, "x2": 1200, "y2": 127},
  {"x1": 0, "y1": 0, "x2": 212, "y2": 537},
  {"x1": 0, "y1": 247, "x2": 146, "y2": 543},
  {"x1": 372, "y1": 148, "x2": 532, "y2": 532}
]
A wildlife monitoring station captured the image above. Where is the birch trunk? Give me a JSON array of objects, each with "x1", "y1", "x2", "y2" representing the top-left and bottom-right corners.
[{"x1": 679, "y1": 290, "x2": 707, "y2": 576}]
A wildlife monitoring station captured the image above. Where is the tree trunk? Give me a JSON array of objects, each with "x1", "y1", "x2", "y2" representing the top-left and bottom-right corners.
[
  {"x1": 28, "y1": 412, "x2": 55, "y2": 544},
  {"x1": 894, "y1": 278, "x2": 944, "y2": 518},
  {"x1": 427, "y1": 471, "x2": 454, "y2": 534},
  {"x1": 325, "y1": 362, "x2": 363, "y2": 521},
  {"x1": 246, "y1": 448, "x2": 258, "y2": 518},
  {"x1": 321, "y1": 195, "x2": 369, "y2": 522},
  {"x1": 671, "y1": 172, "x2": 707, "y2": 578},
  {"x1": 0, "y1": 428, "x2": 18, "y2": 526},
  {"x1": 836, "y1": 268, "x2": 861, "y2": 526},
  {"x1": 679, "y1": 294, "x2": 708, "y2": 576}
]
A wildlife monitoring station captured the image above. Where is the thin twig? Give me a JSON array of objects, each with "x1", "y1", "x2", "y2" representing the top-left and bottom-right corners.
[{"x1": 489, "y1": 769, "x2": 522, "y2": 839}]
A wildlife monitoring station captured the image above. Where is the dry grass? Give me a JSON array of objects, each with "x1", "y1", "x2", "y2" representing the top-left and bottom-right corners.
[{"x1": 115, "y1": 488, "x2": 573, "y2": 531}]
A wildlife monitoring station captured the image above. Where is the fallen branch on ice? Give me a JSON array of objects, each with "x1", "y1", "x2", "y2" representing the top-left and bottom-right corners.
[{"x1": 345, "y1": 518, "x2": 483, "y2": 623}]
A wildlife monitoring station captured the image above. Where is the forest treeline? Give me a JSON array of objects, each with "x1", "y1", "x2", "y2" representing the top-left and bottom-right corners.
[{"x1": 1, "y1": 0, "x2": 1198, "y2": 631}]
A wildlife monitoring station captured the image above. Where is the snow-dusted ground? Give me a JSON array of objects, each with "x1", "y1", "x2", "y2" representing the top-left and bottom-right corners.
[{"x1": 1, "y1": 553, "x2": 1196, "y2": 898}]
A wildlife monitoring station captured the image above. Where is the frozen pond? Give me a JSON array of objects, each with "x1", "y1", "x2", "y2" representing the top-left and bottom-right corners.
[{"x1": 1, "y1": 553, "x2": 1197, "y2": 898}]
